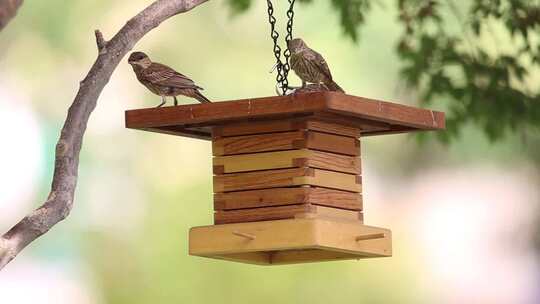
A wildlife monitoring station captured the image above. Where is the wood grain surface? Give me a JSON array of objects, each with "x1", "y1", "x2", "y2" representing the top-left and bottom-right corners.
[
  {"x1": 212, "y1": 130, "x2": 359, "y2": 156},
  {"x1": 213, "y1": 119, "x2": 362, "y2": 138},
  {"x1": 213, "y1": 149, "x2": 361, "y2": 174},
  {"x1": 213, "y1": 167, "x2": 361, "y2": 193},
  {"x1": 214, "y1": 204, "x2": 362, "y2": 224},
  {"x1": 214, "y1": 187, "x2": 362, "y2": 211}
]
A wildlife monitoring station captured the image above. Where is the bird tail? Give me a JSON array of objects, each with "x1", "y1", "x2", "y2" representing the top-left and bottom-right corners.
[
  {"x1": 326, "y1": 80, "x2": 345, "y2": 93},
  {"x1": 194, "y1": 90, "x2": 211, "y2": 103}
]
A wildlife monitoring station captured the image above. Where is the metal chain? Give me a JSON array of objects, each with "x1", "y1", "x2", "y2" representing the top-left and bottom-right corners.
[
  {"x1": 266, "y1": 0, "x2": 296, "y2": 95},
  {"x1": 282, "y1": 0, "x2": 295, "y2": 93}
]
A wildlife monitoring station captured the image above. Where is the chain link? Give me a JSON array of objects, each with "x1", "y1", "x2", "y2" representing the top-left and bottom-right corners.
[{"x1": 266, "y1": 0, "x2": 296, "y2": 95}]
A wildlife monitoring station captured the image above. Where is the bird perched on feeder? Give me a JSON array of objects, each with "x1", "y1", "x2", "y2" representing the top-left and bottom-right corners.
[
  {"x1": 288, "y1": 38, "x2": 345, "y2": 93},
  {"x1": 127, "y1": 51, "x2": 211, "y2": 107}
]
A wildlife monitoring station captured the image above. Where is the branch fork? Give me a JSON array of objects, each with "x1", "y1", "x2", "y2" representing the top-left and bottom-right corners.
[
  {"x1": 95, "y1": 30, "x2": 108, "y2": 54},
  {"x1": 0, "y1": 0, "x2": 210, "y2": 271}
]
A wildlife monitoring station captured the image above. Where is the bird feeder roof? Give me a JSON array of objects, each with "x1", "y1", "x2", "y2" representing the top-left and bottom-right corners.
[{"x1": 125, "y1": 92, "x2": 445, "y2": 139}]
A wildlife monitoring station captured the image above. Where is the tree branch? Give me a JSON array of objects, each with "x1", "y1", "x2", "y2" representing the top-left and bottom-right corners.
[
  {"x1": 0, "y1": 0, "x2": 23, "y2": 31},
  {"x1": 0, "y1": 0, "x2": 209, "y2": 271}
]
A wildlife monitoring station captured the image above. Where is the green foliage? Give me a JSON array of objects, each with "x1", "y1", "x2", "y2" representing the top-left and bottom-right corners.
[
  {"x1": 226, "y1": 0, "x2": 252, "y2": 13},
  {"x1": 226, "y1": 0, "x2": 540, "y2": 143},
  {"x1": 329, "y1": 0, "x2": 373, "y2": 41},
  {"x1": 226, "y1": 0, "x2": 371, "y2": 41},
  {"x1": 396, "y1": 0, "x2": 540, "y2": 142}
]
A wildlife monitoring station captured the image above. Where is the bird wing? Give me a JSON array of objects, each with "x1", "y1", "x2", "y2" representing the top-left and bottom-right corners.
[
  {"x1": 305, "y1": 49, "x2": 333, "y2": 81},
  {"x1": 290, "y1": 53, "x2": 300, "y2": 70},
  {"x1": 143, "y1": 63, "x2": 202, "y2": 89}
]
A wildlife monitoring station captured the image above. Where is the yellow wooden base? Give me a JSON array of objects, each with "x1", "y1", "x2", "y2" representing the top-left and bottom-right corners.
[{"x1": 189, "y1": 218, "x2": 391, "y2": 265}]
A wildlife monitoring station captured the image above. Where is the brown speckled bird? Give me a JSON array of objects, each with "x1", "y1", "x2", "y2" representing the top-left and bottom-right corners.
[
  {"x1": 288, "y1": 38, "x2": 344, "y2": 93},
  {"x1": 128, "y1": 51, "x2": 210, "y2": 107}
]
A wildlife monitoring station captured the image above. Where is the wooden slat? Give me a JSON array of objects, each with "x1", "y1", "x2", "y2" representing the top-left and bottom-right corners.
[
  {"x1": 297, "y1": 169, "x2": 361, "y2": 193},
  {"x1": 305, "y1": 120, "x2": 361, "y2": 138},
  {"x1": 214, "y1": 187, "x2": 362, "y2": 211},
  {"x1": 304, "y1": 131, "x2": 359, "y2": 156},
  {"x1": 213, "y1": 119, "x2": 361, "y2": 138},
  {"x1": 214, "y1": 204, "x2": 312, "y2": 224},
  {"x1": 326, "y1": 94, "x2": 445, "y2": 129},
  {"x1": 269, "y1": 249, "x2": 365, "y2": 264},
  {"x1": 213, "y1": 130, "x2": 359, "y2": 156},
  {"x1": 295, "y1": 205, "x2": 363, "y2": 222},
  {"x1": 299, "y1": 150, "x2": 360, "y2": 174},
  {"x1": 214, "y1": 167, "x2": 309, "y2": 192},
  {"x1": 213, "y1": 150, "x2": 305, "y2": 174},
  {"x1": 212, "y1": 252, "x2": 271, "y2": 264},
  {"x1": 213, "y1": 167, "x2": 361, "y2": 193},
  {"x1": 305, "y1": 187, "x2": 362, "y2": 210},
  {"x1": 127, "y1": 94, "x2": 327, "y2": 130},
  {"x1": 214, "y1": 187, "x2": 307, "y2": 210},
  {"x1": 212, "y1": 131, "x2": 304, "y2": 156},
  {"x1": 213, "y1": 120, "x2": 302, "y2": 138},
  {"x1": 311, "y1": 112, "x2": 390, "y2": 134},
  {"x1": 213, "y1": 149, "x2": 360, "y2": 174},
  {"x1": 214, "y1": 204, "x2": 362, "y2": 224}
]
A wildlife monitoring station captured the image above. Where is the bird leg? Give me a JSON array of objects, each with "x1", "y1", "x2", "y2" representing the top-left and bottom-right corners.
[
  {"x1": 156, "y1": 96, "x2": 166, "y2": 108},
  {"x1": 173, "y1": 96, "x2": 179, "y2": 106},
  {"x1": 301, "y1": 80, "x2": 307, "y2": 89}
]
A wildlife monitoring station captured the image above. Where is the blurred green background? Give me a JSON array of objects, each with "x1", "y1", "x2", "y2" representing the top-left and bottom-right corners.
[{"x1": 0, "y1": 1, "x2": 539, "y2": 303}]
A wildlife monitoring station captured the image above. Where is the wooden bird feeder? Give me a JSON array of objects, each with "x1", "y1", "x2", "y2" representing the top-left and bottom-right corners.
[{"x1": 125, "y1": 92, "x2": 445, "y2": 265}]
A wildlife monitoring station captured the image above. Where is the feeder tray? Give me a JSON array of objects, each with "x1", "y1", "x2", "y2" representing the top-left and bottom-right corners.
[{"x1": 125, "y1": 92, "x2": 445, "y2": 265}]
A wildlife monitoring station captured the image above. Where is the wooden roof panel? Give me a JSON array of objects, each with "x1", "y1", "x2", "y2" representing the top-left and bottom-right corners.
[{"x1": 125, "y1": 92, "x2": 445, "y2": 139}]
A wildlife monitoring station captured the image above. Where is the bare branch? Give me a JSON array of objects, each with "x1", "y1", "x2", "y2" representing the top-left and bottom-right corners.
[
  {"x1": 0, "y1": 0, "x2": 209, "y2": 271},
  {"x1": 0, "y1": 0, "x2": 23, "y2": 31}
]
